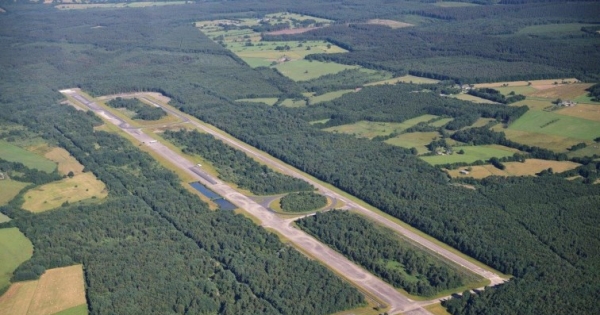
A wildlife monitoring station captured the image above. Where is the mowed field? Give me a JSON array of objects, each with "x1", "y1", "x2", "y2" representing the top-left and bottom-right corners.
[
  {"x1": 0, "y1": 140, "x2": 56, "y2": 173},
  {"x1": 43, "y1": 147, "x2": 84, "y2": 176},
  {"x1": 235, "y1": 97, "x2": 279, "y2": 106},
  {"x1": 452, "y1": 93, "x2": 499, "y2": 104},
  {"x1": 385, "y1": 132, "x2": 439, "y2": 154},
  {"x1": 421, "y1": 145, "x2": 518, "y2": 165},
  {"x1": 0, "y1": 180, "x2": 29, "y2": 207},
  {"x1": 447, "y1": 159, "x2": 580, "y2": 179},
  {"x1": 274, "y1": 60, "x2": 360, "y2": 81},
  {"x1": 324, "y1": 115, "x2": 439, "y2": 139},
  {"x1": 365, "y1": 19, "x2": 413, "y2": 29},
  {"x1": 508, "y1": 110, "x2": 600, "y2": 141},
  {"x1": 21, "y1": 172, "x2": 107, "y2": 213},
  {"x1": 0, "y1": 228, "x2": 33, "y2": 291},
  {"x1": 0, "y1": 265, "x2": 88, "y2": 315}
]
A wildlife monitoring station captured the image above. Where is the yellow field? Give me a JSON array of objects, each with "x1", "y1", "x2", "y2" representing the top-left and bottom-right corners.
[
  {"x1": 528, "y1": 83, "x2": 593, "y2": 100},
  {"x1": 557, "y1": 104, "x2": 600, "y2": 122},
  {"x1": 448, "y1": 159, "x2": 580, "y2": 179},
  {"x1": 0, "y1": 265, "x2": 87, "y2": 315},
  {"x1": 22, "y1": 172, "x2": 107, "y2": 213},
  {"x1": 365, "y1": 19, "x2": 413, "y2": 29},
  {"x1": 43, "y1": 148, "x2": 84, "y2": 176}
]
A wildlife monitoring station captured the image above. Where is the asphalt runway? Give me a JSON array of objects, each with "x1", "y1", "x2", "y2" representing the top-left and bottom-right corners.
[{"x1": 61, "y1": 89, "x2": 432, "y2": 315}]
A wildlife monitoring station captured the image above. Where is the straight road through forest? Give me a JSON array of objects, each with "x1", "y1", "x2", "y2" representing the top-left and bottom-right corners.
[{"x1": 61, "y1": 89, "x2": 432, "y2": 315}]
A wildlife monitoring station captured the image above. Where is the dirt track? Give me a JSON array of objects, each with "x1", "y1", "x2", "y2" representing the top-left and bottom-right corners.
[{"x1": 61, "y1": 89, "x2": 433, "y2": 315}]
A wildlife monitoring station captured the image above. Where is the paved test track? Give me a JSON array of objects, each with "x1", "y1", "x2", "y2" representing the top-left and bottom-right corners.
[{"x1": 61, "y1": 89, "x2": 432, "y2": 315}]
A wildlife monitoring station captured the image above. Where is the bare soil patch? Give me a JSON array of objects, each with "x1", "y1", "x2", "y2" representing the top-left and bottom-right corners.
[
  {"x1": 529, "y1": 83, "x2": 593, "y2": 100},
  {"x1": 266, "y1": 27, "x2": 323, "y2": 35},
  {"x1": 366, "y1": 19, "x2": 413, "y2": 29}
]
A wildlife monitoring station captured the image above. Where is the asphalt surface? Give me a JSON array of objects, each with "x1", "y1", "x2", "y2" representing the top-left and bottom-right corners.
[
  {"x1": 136, "y1": 92, "x2": 507, "y2": 288},
  {"x1": 61, "y1": 89, "x2": 432, "y2": 315}
]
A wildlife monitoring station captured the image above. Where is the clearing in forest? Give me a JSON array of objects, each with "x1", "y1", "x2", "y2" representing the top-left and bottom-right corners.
[
  {"x1": 448, "y1": 159, "x2": 580, "y2": 179},
  {"x1": 0, "y1": 140, "x2": 56, "y2": 173},
  {"x1": 474, "y1": 78, "x2": 579, "y2": 90},
  {"x1": 21, "y1": 172, "x2": 107, "y2": 213},
  {"x1": 0, "y1": 180, "x2": 29, "y2": 207},
  {"x1": 385, "y1": 132, "x2": 440, "y2": 154},
  {"x1": 235, "y1": 98, "x2": 279, "y2": 106},
  {"x1": 0, "y1": 265, "x2": 88, "y2": 315},
  {"x1": 452, "y1": 94, "x2": 499, "y2": 104},
  {"x1": 324, "y1": 115, "x2": 439, "y2": 139},
  {"x1": 43, "y1": 147, "x2": 85, "y2": 176},
  {"x1": 0, "y1": 228, "x2": 33, "y2": 291},
  {"x1": 273, "y1": 59, "x2": 359, "y2": 81},
  {"x1": 365, "y1": 19, "x2": 413, "y2": 29},
  {"x1": 421, "y1": 145, "x2": 518, "y2": 165},
  {"x1": 365, "y1": 75, "x2": 439, "y2": 86},
  {"x1": 56, "y1": 1, "x2": 187, "y2": 10}
]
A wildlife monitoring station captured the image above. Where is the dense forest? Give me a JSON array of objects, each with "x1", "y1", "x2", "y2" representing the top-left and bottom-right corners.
[
  {"x1": 279, "y1": 191, "x2": 326, "y2": 212},
  {"x1": 106, "y1": 97, "x2": 167, "y2": 121},
  {"x1": 296, "y1": 211, "x2": 481, "y2": 297},
  {"x1": 0, "y1": 1, "x2": 598, "y2": 314},
  {"x1": 162, "y1": 129, "x2": 313, "y2": 195}
]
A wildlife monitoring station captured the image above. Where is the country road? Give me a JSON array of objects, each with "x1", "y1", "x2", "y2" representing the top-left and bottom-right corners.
[{"x1": 61, "y1": 89, "x2": 433, "y2": 315}]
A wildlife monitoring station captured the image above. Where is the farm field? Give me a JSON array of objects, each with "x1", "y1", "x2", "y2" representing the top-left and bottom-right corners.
[
  {"x1": 385, "y1": 132, "x2": 439, "y2": 154},
  {"x1": 365, "y1": 75, "x2": 439, "y2": 86},
  {"x1": 274, "y1": 60, "x2": 359, "y2": 81},
  {"x1": 566, "y1": 143, "x2": 600, "y2": 159},
  {"x1": 495, "y1": 127, "x2": 583, "y2": 152},
  {"x1": 527, "y1": 83, "x2": 593, "y2": 100},
  {"x1": 235, "y1": 98, "x2": 279, "y2": 106},
  {"x1": 447, "y1": 159, "x2": 580, "y2": 179},
  {"x1": 557, "y1": 104, "x2": 600, "y2": 122},
  {"x1": 0, "y1": 213, "x2": 10, "y2": 223},
  {"x1": 0, "y1": 228, "x2": 33, "y2": 291},
  {"x1": 280, "y1": 98, "x2": 307, "y2": 107},
  {"x1": 429, "y1": 118, "x2": 453, "y2": 127},
  {"x1": 0, "y1": 180, "x2": 29, "y2": 207},
  {"x1": 0, "y1": 265, "x2": 88, "y2": 315},
  {"x1": 21, "y1": 172, "x2": 107, "y2": 213},
  {"x1": 516, "y1": 23, "x2": 598, "y2": 37},
  {"x1": 324, "y1": 115, "x2": 439, "y2": 139},
  {"x1": 56, "y1": 1, "x2": 187, "y2": 10},
  {"x1": 0, "y1": 140, "x2": 56, "y2": 173},
  {"x1": 474, "y1": 78, "x2": 579, "y2": 89},
  {"x1": 508, "y1": 109, "x2": 600, "y2": 141},
  {"x1": 421, "y1": 145, "x2": 518, "y2": 165}
]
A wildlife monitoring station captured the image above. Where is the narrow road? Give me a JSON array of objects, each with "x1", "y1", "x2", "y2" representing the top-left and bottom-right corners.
[
  {"x1": 138, "y1": 92, "x2": 507, "y2": 287},
  {"x1": 61, "y1": 89, "x2": 432, "y2": 315}
]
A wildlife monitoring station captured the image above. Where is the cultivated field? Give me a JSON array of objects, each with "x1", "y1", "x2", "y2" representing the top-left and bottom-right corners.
[
  {"x1": 528, "y1": 83, "x2": 593, "y2": 100},
  {"x1": 421, "y1": 145, "x2": 518, "y2": 165},
  {"x1": 385, "y1": 132, "x2": 440, "y2": 154},
  {"x1": 508, "y1": 110, "x2": 600, "y2": 141},
  {"x1": 365, "y1": 19, "x2": 413, "y2": 29},
  {"x1": 0, "y1": 213, "x2": 9, "y2": 223},
  {"x1": 495, "y1": 128, "x2": 583, "y2": 152},
  {"x1": 0, "y1": 180, "x2": 29, "y2": 207},
  {"x1": 44, "y1": 147, "x2": 84, "y2": 176},
  {"x1": 280, "y1": 98, "x2": 307, "y2": 107},
  {"x1": 447, "y1": 159, "x2": 580, "y2": 179},
  {"x1": 0, "y1": 140, "x2": 56, "y2": 173},
  {"x1": 474, "y1": 78, "x2": 579, "y2": 89},
  {"x1": 557, "y1": 104, "x2": 600, "y2": 122},
  {"x1": 365, "y1": 75, "x2": 439, "y2": 86},
  {"x1": 0, "y1": 228, "x2": 33, "y2": 291},
  {"x1": 22, "y1": 172, "x2": 107, "y2": 213},
  {"x1": 324, "y1": 115, "x2": 439, "y2": 139},
  {"x1": 516, "y1": 23, "x2": 598, "y2": 37},
  {"x1": 309, "y1": 89, "x2": 355, "y2": 104},
  {"x1": 0, "y1": 265, "x2": 88, "y2": 315}
]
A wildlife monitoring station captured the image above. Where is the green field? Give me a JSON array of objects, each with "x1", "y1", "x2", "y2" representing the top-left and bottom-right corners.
[
  {"x1": 280, "y1": 98, "x2": 307, "y2": 107},
  {"x1": 434, "y1": 1, "x2": 479, "y2": 7},
  {"x1": 274, "y1": 60, "x2": 360, "y2": 81},
  {"x1": 452, "y1": 93, "x2": 499, "y2": 104},
  {"x1": 421, "y1": 145, "x2": 517, "y2": 165},
  {"x1": 0, "y1": 179, "x2": 29, "y2": 207},
  {"x1": 508, "y1": 109, "x2": 600, "y2": 140},
  {"x1": 309, "y1": 90, "x2": 355, "y2": 104},
  {"x1": 57, "y1": 1, "x2": 187, "y2": 10},
  {"x1": 235, "y1": 97, "x2": 279, "y2": 106},
  {"x1": 0, "y1": 228, "x2": 33, "y2": 291},
  {"x1": 0, "y1": 140, "x2": 56, "y2": 172},
  {"x1": 385, "y1": 132, "x2": 439, "y2": 154},
  {"x1": 324, "y1": 115, "x2": 439, "y2": 139},
  {"x1": 429, "y1": 118, "x2": 453, "y2": 127},
  {"x1": 493, "y1": 85, "x2": 537, "y2": 96},
  {"x1": 516, "y1": 23, "x2": 598, "y2": 37},
  {"x1": 0, "y1": 213, "x2": 10, "y2": 223},
  {"x1": 53, "y1": 304, "x2": 89, "y2": 315},
  {"x1": 365, "y1": 74, "x2": 439, "y2": 86}
]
